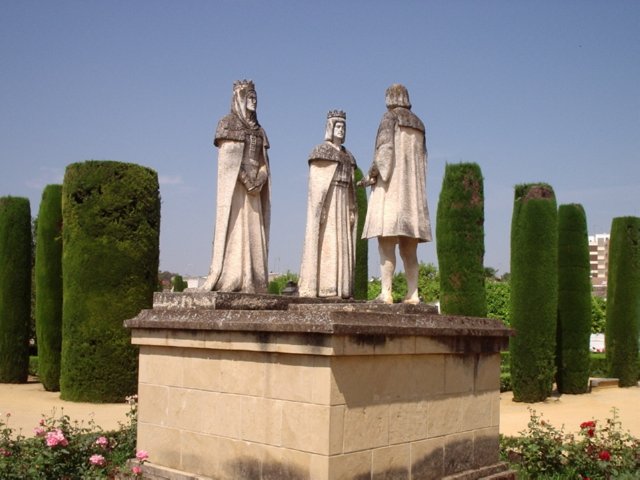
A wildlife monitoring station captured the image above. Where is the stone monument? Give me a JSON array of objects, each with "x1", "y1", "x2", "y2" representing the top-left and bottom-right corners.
[
  {"x1": 298, "y1": 110, "x2": 358, "y2": 299},
  {"x1": 360, "y1": 84, "x2": 431, "y2": 304},
  {"x1": 201, "y1": 80, "x2": 271, "y2": 293}
]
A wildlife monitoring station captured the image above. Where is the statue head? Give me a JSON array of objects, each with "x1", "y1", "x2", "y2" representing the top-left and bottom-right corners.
[
  {"x1": 231, "y1": 79, "x2": 259, "y2": 127},
  {"x1": 324, "y1": 110, "x2": 347, "y2": 144},
  {"x1": 385, "y1": 84, "x2": 411, "y2": 110}
]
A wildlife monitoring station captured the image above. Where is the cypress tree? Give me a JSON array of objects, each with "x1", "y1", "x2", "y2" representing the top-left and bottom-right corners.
[
  {"x1": 0, "y1": 197, "x2": 32, "y2": 383},
  {"x1": 60, "y1": 161, "x2": 160, "y2": 402},
  {"x1": 509, "y1": 183, "x2": 558, "y2": 402},
  {"x1": 35, "y1": 185, "x2": 63, "y2": 391},
  {"x1": 354, "y1": 167, "x2": 368, "y2": 300},
  {"x1": 556, "y1": 204, "x2": 591, "y2": 394},
  {"x1": 605, "y1": 216, "x2": 640, "y2": 387},
  {"x1": 436, "y1": 163, "x2": 487, "y2": 316}
]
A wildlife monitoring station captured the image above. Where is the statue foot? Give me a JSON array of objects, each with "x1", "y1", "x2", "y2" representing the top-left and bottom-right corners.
[
  {"x1": 372, "y1": 294, "x2": 393, "y2": 304},
  {"x1": 403, "y1": 295, "x2": 420, "y2": 305}
]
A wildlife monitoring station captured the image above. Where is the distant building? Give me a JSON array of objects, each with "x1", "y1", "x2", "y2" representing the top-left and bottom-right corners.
[{"x1": 588, "y1": 233, "x2": 609, "y2": 295}]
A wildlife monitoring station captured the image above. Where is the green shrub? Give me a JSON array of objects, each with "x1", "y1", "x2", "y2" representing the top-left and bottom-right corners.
[
  {"x1": 354, "y1": 167, "x2": 368, "y2": 300},
  {"x1": 29, "y1": 356, "x2": 39, "y2": 377},
  {"x1": 605, "y1": 216, "x2": 640, "y2": 387},
  {"x1": 0, "y1": 196, "x2": 32, "y2": 383},
  {"x1": 486, "y1": 280, "x2": 510, "y2": 326},
  {"x1": 60, "y1": 161, "x2": 160, "y2": 402},
  {"x1": 556, "y1": 204, "x2": 591, "y2": 394},
  {"x1": 171, "y1": 275, "x2": 187, "y2": 292},
  {"x1": 267, "y1": 271, "x2": 298, "y2": 295},
  {"x1": 436, "y1": 163, "x2": 486, "y2": 316},
  {"x1": 509, "y1": 184, "x2": 558, "y2": 402},
  {"x1": 591, "y1": 295, "x2": 606, "y2": 333},
  {"x1": 35, "y1": 185, "x2": 63, "y2": 391}
]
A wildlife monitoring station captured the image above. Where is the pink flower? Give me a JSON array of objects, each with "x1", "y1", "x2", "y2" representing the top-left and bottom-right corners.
[
  {"x1": 39, "y1": 418, "x2": 45, "y2": 426},
  {"x1": 0, "y1": 447, "x2": 12, "y2": 457},
  {"x1": 45, "y1": 429, "x2": 69, "y2": 447},
  {"x1": 95, "y1": 436, "x2": 109, "y2": 448},
  {"x1": 89, "y1": 454, "x2": 106, "y2": 467},
  {"x1": 131, "y1": 465, "x2": 143, "y2": 475},
  {"x1": 599, "y1": 450, "x2": 611, "y2": 461},
  {"x1": 136, "y1": 450, "x2": 149, "y2": 461},
  {"x1": 34, "y1": 426, "x2": 46, "y2": 437}
]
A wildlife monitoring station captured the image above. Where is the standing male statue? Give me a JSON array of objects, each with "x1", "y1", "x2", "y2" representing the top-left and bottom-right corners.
[
  {"x1": 201, "y1": 80, "x2": 271, "y2": 293},
  {"x1": 299, "y1": 110, "x2": 357, "y2": 298},
  {"x1": 360, "y1": 84, "x2": 432, "y2": 304}
]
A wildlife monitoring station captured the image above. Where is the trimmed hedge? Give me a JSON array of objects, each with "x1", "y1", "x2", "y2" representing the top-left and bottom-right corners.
[
  {"x1": 0, "y1": 197, "x2": 32, "y2": 383},
  {"x1": 605, "y1": 216, "x2": 640, "y2": 386},
  {"x1": 556, "y1": 204, "x2": 591, "y2": 394},
  {"x1": 354, "y1": 167, "x2": 368, "y2": 300},
  {"x1": 509, "y1": 183, "x2": 558, "y2": 402},
  {"x1": 436, "y1": 163, "x2": 486, "y2": 316},
  {"x1": 35, "y1": 185, "x2": 64, "y2": 391},
  {"x1": 60, "y1": 161, "x2": 160, "y2": 402}
]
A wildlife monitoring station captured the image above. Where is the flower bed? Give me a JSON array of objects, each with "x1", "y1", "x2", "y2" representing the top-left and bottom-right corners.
[
  {"x1": 501, "y1": 408, "x2": 640, "y2": 479},
  {"x1": 0, "y1": 395, "x2": 146, "y2": 479}
]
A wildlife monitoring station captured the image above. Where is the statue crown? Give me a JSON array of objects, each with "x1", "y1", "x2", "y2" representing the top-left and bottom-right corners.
[
  {"x1": 233, "y1": 79, "x2": 255, "y2": 92},
  {"x1": 327, "y1": 109, "x2": 346, "y2": 120}
]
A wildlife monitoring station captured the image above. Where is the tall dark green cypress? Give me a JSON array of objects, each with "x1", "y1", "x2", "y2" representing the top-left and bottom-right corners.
[
  {"x1": 0, "y1": 197, "x2": 32, "y2": 383},
  {"x1": 510, "y1": 183, "x2": 558, "y2": 402},
  {"x1": 60, "y1": 161, "x2": 160, "y2": 402},
  {"x1": 605, "y1": 216, "x2": 640, "y2": 387},
  {"x1": 354, "y1": 167, "x2": 368, "y2": 300},
  {"x1": 35, "y1": 185, "x2": 63, "y2": 391},
  {"x1": 436, "y1": 163, "x2": 486, "y2": 316},
  {"x1": 556, "y1": 204, "x2": 591, "y2": 394}
]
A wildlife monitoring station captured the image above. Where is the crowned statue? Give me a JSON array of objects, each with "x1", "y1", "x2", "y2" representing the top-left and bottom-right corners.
[
  {"x1": 201, "y1": 80, "x2": 271, "y2": 292},
  {"x1": 298, "y1": 110, "x2": 358, "y2": 298}
]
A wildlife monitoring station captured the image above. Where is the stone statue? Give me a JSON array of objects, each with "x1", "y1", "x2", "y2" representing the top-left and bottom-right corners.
[
  {"x1": 299, "y1": 110, "x2": 357, "y2": 298},
  {"x1": 360, "y1": 84, "x2": 432, "y2": 304},
  {"x1": 201, "y1": 80, "x2": 271, "y2": 293}
]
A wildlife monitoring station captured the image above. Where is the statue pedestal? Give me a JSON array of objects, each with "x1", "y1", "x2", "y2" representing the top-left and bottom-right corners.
[{"x1": 125, "y1": 293, "x2": 515, "y2": 480}]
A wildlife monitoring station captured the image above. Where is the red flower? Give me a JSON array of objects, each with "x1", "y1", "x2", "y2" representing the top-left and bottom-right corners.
[
  {"x1": 599, "y1": 450, "x2": 611, "y2": 461},
  {"x1": 580, "y1": 420, "x2": 596, "y2": 437}
]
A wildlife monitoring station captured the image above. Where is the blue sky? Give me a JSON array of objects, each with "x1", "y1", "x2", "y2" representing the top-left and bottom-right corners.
[{"x1": 2, "y1": 1, "x2": 638, "y2": 278}]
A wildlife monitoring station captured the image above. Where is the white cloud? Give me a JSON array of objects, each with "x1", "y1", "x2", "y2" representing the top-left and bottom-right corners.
[
  {"x1": 158, "y1": 175, "x2": 184, "y2": 185},
  {"x1": 25, "y1": 167, "x2": 65, "y2": 190}
]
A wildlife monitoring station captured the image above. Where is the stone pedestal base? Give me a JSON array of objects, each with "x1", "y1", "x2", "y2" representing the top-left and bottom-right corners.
[{"x1": 125, "y1": 293, "x2": 514, "y2": 480}]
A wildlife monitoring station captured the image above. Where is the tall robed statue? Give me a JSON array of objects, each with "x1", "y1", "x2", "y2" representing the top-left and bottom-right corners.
[
  {"x1": 201, "y1": 80, "x2": 271, "y2": 293},
  {"x1": 299, "y1": 110, "x2": 357, "y2": 298},
  {"x1": 360, "y1": 84, "x2": 432, "y2": 304}
]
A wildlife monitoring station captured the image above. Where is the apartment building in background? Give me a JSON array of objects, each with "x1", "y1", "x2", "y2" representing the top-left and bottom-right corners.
[{"x1": 589, "y1": 233, "x2": 610, "y2": 294}]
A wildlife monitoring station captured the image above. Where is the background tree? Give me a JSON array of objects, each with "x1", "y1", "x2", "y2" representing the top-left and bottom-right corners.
[
  {"x1": 486, "y1": 279, "x2": 510, "y2": 326},
  {"x1": 436, "y1": 163, "x2": 487, "y2": 316},
  {"x1": 0, "y1": 196, "x2": 32, "y2": 382},
  {"x1": 556, "y1": 204, "x2": 591, "y2": 394},
  {"x1": 268, "y1": 271, "x2": 299, "y2": 294},
  {"x1": 605, "y1": 216, "x2": 640, "y2": 387},
  {"x1": 60, "y1": 161, "x2": 160, "y2": 402},
  {"x1": 35, "y1": 185, "x2": 63, "y2": 391},
  {"x1": 591, "y1": 295, "x2": 606, "y2": 333},
  {"x1": 367, "y1": 262, "x2": 440, "y2": 303},
  {"x1": 509, "y1": 183, "x2": 558, "y2": 402},
  {"x1": 353, "y1": 167, "x2": 368, "y2": 300},
  {"x1": 171, "y1": 274, "x2": 187, "y2": 292}
]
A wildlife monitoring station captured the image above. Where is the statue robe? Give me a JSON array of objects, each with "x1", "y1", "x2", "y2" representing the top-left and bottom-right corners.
[
  {"x1": 299, "y1": 143, "x2": 357, "y2": 298},
  {"x1": 201, "y1": 113, "x2": 271, "y2": 292},
  {"x1": 362, "y1": 107, "x2": 432, "y2": 242}
]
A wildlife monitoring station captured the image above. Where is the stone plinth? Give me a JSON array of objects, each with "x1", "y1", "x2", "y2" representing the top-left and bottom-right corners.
[{"x1": 125, "y1": 292, "x2": 514, "y2": 480}]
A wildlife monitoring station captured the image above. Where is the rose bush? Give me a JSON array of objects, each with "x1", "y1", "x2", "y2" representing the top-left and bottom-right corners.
[
  {"x1": 0, "y1": 395, "x2": 146, "y2": 479},
  {"x1": 502, "y1": 408, "x2": 640, "y2": 479}
]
